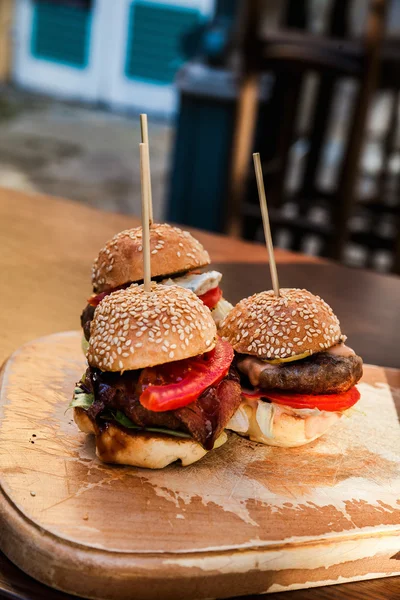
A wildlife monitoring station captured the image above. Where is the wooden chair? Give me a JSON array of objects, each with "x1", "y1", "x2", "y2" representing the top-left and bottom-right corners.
[{"x1": 227, "y1": 0, "x2": 400, "y2": 273}]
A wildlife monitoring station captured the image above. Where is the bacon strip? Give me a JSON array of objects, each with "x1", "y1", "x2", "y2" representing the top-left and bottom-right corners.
[{"x1": 83, "y1": 365, "x2": 241, "y2": 450}]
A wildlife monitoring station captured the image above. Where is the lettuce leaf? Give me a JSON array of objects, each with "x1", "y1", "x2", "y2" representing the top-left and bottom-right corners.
[
  {"x1": 107, "y1": 410, "x2": 192, "y2": 439},
  {"x1": 81, "y1": 336, "x2": 89, "y2": 356},
  {"x1": 70, "y1": 388, "x2": 95, "y2": 410},
  {"x1": 70, "y1": 392, "x2": 192, "y2": 439}
]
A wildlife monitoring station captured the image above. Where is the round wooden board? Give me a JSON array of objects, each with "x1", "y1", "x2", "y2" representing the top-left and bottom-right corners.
[{"x1": 0, "y1": 332, "x2": 400, "y2": 600}]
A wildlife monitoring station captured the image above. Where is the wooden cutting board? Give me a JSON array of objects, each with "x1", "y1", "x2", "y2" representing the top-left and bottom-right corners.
[{"x1": 0, "y1": 332, "x2": 399, "y2": 600}]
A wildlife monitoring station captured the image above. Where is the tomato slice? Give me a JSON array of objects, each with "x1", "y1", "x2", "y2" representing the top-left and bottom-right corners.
[
  {"x1": 241, "y1": 388, "x2": 266, "y2": 401},
  {"x1": 198, "y1": 286, "x2": 222, "y2": 309},
  {"x1": 87, "y1": 283, "x2": 131, "y2": 307},
  {"x1": 139, "y1": 337, "x2": 233, "y2": 412},
  {"x1": 242, "y1": 387, "x2": 360, "y2": 412},
  {"x1": 88, "y1": 291, "x2": 110, "y2": 307}
]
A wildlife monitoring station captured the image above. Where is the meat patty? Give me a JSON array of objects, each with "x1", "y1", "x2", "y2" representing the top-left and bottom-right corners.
[
  {"x1": 82, "y1": 365, "x2": 242, "y2": 450},
  {"x1": 81, "y1": 304, "x2": 95, "y2": 341},
  {"x1": 237, "y1": 351, "x2": 363, "y2": 394}
]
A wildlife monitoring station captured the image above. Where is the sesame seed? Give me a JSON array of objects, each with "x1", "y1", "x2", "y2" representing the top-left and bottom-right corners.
[{"x1": 218, "y1": 287, "x2": 342, "y2": 359}]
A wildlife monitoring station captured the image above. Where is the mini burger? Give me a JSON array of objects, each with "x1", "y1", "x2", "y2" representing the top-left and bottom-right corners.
[
  {"x1": 81, "y1": 224, "x2": 233, "y2": 350},
  {"x1": 219, "y1": 288, "x2": 363, "y2": 447},
  {"x1": 72, "y1": 283, "x2": 241, "y2": 468}
]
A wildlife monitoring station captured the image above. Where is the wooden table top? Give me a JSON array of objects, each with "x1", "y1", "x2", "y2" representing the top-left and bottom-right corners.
[{"x1": 1, "y1": 187, "x2": 399, "y2": 600}]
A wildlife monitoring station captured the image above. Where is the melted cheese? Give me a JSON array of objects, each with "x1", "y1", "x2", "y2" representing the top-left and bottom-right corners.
[
  {"x1": 263, "y1": 350, "x2": 311, "y2": 365},
  {"x1": 162, "y1": 270, "x2": 222, "y2": 296}
]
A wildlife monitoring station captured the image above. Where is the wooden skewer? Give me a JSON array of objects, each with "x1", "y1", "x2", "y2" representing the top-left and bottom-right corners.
[
  {"x1": 253, "y1": 152, "x2": 280, "y2": 297},
  {"x1": 140, "y1": 143, "x2": 151, "y2": 291},
  {"x1": 140, "y1": 114, "x2": 153, "y2": 224}
]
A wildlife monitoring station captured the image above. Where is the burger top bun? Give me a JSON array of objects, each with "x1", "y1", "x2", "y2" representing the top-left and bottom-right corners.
[
  {"x1": 220, "y1": 288, "x2": 342, "y2": 360},
  {"x1": 87, "y1": 283, "x2": 217, "y2": 372},
  {"x1": 92, "y1": 223, "x2": 210, "y2": 292}
]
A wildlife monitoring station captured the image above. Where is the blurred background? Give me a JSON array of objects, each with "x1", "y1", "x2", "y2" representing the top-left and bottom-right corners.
[{"x1": 0, "y1": 0, "x2": 399, "y2": 273}]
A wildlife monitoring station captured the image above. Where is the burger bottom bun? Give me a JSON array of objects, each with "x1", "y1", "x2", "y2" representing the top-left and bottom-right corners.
[
  {"x1": 74, "y1": 408, "x2": 94, "y2": 434},
  {"x1": 74, "y1": 408, "x2": 227, "y2": 469},
  {"x1": 226, "y1": 399, "x2": 343, "y2": 448}
]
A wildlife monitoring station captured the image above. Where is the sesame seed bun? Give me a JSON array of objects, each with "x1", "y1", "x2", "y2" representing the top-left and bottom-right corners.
[
  {"x1": 227, "y1": 398, "x2": 343, "y2": 447},
  {"x1": 219, "y1": 288, "x2": 342, "y2": 360},
  {"x1": 88, "y1": 283, "x2": 217, "y2": 372},
  {"x1": 92, "y1": 224, "x2": 210, "y2": 292},
  {"x1": 73, "y1": 408, "x2": 227, "y2": 468}
]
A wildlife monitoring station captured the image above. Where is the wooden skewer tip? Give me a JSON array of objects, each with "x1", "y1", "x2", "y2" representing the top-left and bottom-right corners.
[
  {"x1": 253, "y1": 152, "x2": 280, "y2": 297},
  {"x1": 139, "y1": 114, "x2": 153, "y2": 224}
]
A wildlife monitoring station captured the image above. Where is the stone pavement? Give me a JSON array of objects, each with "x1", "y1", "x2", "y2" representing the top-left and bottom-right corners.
[{"x1": 0, "y1": 86, "x2": 172, "y2": 221}]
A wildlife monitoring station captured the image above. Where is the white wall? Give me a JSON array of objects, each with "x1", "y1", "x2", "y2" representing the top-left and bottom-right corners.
[{"x1": 12, "y1": 0, "x2": 215, "y2": 116}]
